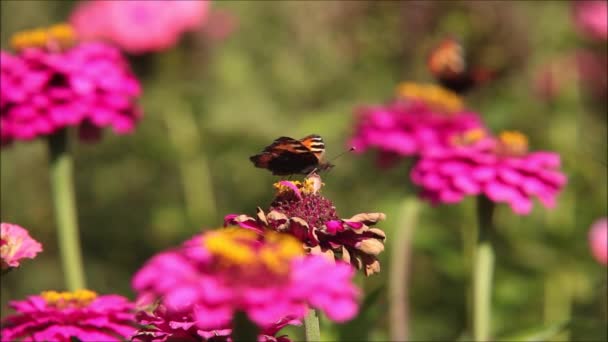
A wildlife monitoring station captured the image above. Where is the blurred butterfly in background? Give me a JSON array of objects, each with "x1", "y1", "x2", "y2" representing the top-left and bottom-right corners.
[
  {"x1": 427, "y1": 37, "x2": 496, "y2": 94},
  {"x1": 250, "y1": 134, "x2": 334, "y2": 176}
]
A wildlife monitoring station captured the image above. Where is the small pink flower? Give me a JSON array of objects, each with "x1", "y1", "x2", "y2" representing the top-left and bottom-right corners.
[
  {"x1": 349, "y1": 99, "x2": 484, "y2": 168},
  {"x1": 1, "y1": 222, "x2": 42, "y2": 270},
  {"x1": 589, "y1": 217, "x2": 608, "y2": 265},
  {"x1": 132, "y1": 304, "x2": 298, "y2": 342},
  {"x1": 0, "y1": 290, "x2": 137, "y2": 341},
  {"x1": 70, "y1": 0, "x2": 210, "y2": 54},
  {"x1": 576, "y1": 49, "x2": 608, "y2": 100},
  {"x1": 411, "y1": 131, "x2": 567, "y2": 215},
  {"x1": 1, "y1": 25, "x2": 142, "y2": 146},
  {"x1": 572, "y1": 0, "x2": 608, "y2": 41},
  {"x1": 132, "y1": 228, "x2": 360, "y2": 332},
  {"x1": 226, "y1": 175, "x2": 387, "y2": 276}
]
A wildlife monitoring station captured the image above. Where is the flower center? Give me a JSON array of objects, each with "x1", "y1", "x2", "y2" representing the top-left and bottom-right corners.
[
  {"x1": 41, "y1": 289, "x2": 98, "y2": 309},
  {"x1": 450, "y1": 128, "x2": 487, "y2": 146},
  {"x1": 10, "y1": 23, "x2": 76, "y2": 51},
  {"x1": 496, "y1": 131, "x2": 529, "y2": 156},
  {"x1": 270, "y1": 191, "x2": 339, "y2": 229},
  {"x1": 396, "y1": 82, "x2": 464, "y2": 113},
  {"x1": 203, "y1": 227, "x2": 303, "y2": 274}
]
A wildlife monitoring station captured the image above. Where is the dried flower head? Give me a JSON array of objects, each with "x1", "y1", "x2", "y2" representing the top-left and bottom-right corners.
[{"x1": 226, "y1": 175, "x2": 386, "y2": 276}]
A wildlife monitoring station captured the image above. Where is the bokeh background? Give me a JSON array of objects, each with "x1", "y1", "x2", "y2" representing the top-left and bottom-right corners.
[{"x1": 1, "y1": 1, "x2": 606, "y2": 341}]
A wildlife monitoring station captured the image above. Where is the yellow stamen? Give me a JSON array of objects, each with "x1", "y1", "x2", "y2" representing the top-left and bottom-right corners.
[
  {"x1": 203, "y1": 227, "x2": 304, "y2": 274},
  {"x1": 396, "y1": 82, "x2": 464, "y2": 113},
  {"x1": 10, "y1": 23, "x2": 76, "y2": 51},
  {"x1": 41, "y1": 289, "x2": 98, "y2": 308},
  {"x1": 273, "y1": 181, "x2": 303, "y2": 195},
  {"x1": 497, "y1": 131, "x2": 528, "y2": 156},
  {"x1": 451, "y1": 128, "x2": 486, "y2": 146}
]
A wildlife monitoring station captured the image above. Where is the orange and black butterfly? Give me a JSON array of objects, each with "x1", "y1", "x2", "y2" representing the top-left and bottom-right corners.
[
  {"x1": 250, "y1": 134, "x2": 333, "y2": 176},
  {"x1": 427, "y1": 37, "x2": 496, "y2": 94}
]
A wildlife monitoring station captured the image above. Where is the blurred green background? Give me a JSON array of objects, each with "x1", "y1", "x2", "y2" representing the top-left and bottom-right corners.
[{"x1": 1, "y1": 1, "x2": 606, "y2": 341}]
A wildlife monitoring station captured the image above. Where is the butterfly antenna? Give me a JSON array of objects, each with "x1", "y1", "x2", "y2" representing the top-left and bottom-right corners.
[
  {"x1": 328, "y1": 146, "x2": 356, "y2": 163},
  {"x1": 305, "y1": 147, "x2": 355, "y2": 179}
]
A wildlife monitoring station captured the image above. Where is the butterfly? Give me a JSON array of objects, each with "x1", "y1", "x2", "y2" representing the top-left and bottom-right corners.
[
  {"x1": 427, "y1": 37, "x2": 495, "y2": 94},
  {"x1": 250, "y1": 134, "x2": 333, "y2": 176}
]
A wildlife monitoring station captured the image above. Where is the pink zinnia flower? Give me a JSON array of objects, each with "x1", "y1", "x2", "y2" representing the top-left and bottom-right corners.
[
  {"x1": 0, "y1": 289, "x2": 137, "y2": 341},
  {"x1": 572, "y1": 0, "x2": 608, "y2": 41},
  {"x1": 411, "y1": 130, "x2": 567, "y2": 215},
  {"x1": 576, "y1": 49, "x2": 608, "y2": 100},
  {"x1": 70, "y1": 0, "x2": 210, "y2": 54},
  {"x1": 132, "y1": 228, "x2": 359, "y2": 332},
  {"x1": 226, "y1": 175, "x2": 387, "y2": 276},
  {"x1": 1, "y1": 222, "x2": 42, "y2": 270},
  {"x1": 589, "y1": 217, "x2": 608, "y2": 265},
  {"x1": 1, "y1": 24, "x2": 142, "y2": 146},
  {"x1": 132, "y1": 304, "x2": 298, "y2": 342},
  {"x1": 349, "y1": 83, "x2": 484, "y2": 167}
]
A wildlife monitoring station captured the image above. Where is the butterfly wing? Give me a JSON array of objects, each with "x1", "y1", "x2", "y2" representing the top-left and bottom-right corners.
[
  {"x1": 299, "y1": 134, "x2": 326, "y2": 161},
  {"x1": 250, "y1": 136, "x2": 320, "y2": 175}
]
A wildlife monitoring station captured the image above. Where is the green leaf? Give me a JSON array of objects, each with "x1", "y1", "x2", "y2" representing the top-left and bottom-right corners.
[{"x1": 498, "y1": 320, "x2": 570, "y2": 342}]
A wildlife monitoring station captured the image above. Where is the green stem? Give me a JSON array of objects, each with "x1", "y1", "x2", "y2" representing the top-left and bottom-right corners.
[
  {"x1": 304, "y1": 308, "x2": 321, "y2": 342},
  {"x1": 232, "y1": 311, "x2": 259, "y2": 342},
  {"x1": 48, "y1": 129, "x2": 86, "y2": 290},
  {"x1": 473, "y1": 196, "x2": 495, "y2": 342},
  {"x1": 389, "y1": 197, "x2": 421, "y2": 342},
  {"x1": 161, "y1": 100, "x2": 217, "y2": 225}
]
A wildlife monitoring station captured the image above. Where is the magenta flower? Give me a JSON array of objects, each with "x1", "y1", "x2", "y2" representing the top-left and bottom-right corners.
[
  {"x1": 132, "y1": 304, "x2": 297, "y2": 342},
  {"x1": 411, "y1": 130, "x2": 567, "y2": 215},
  {"x1": 226, "y1": 175, "x2": 387, "y2": 276},
  {"x1": 1, "y1": 222, "x2": 42, "y2": 271},
  {"x1": 572, "y1": 0, "x2": 608, "y2": 41},
  {"x1": 349, "y1": 96, "x2": 484, "y2": 168},
  {"x1": 132, "y1": 228, "x2": 359, "y2": 332},
  {"x1": 1, "y1": 25, "x2": 142, "y2": 146},
  {"x1": 589, "y1": 217, "x2": 608, "y2": 265},
  {"x1": 0, "y1": 290, "x2": 137, "y2": 341},
  {"x1": 70, "y1": 0, "x2": 210, "y2": 54}
]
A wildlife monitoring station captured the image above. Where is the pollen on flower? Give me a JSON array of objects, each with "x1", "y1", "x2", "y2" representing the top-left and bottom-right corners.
[
  {"x1": 450, "y1": 128, "x2": 486, "y2": 146},
  {"x1": 41, "y1": 289, "x2": 98, "y2": 308},
  {"x1": 274, "y1": 180, "x2": 303, "y2": 196},
  {"x1": 203, "y1": 228, "x2": 258, "y2": 267},
  {"x1": 259, "y1": 231, "x2": 304, "y2": 273},
  {"x1": 497, "y1": 130, "x2": 529, "y2": 156},
  {"x1": 10, "y1": 23, "x2": 76, "y2": 51},
  {"x1": 204, "y1": 227, "x2": 303, "y2": 274},
  {"x1": 396, "y1": 82, "x2": 464, "y2": 113}
]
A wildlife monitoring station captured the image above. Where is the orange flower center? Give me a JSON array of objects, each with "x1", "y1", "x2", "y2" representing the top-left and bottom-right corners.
[
  {"x1": 10, "y1": 23, "x2": 76, "y2": 52},
  {"x1": 396, "y1": 82, "x2": 464, "y2": 113},
  {"x1": 41, "y1": 289, "x2": 97, "y2": 309},
  {"x1": 203, "y1": 227, "x2": 304, "y2": 275},
  {"x1": 496, "y1": 131, "x2": 529, "y2": 156},
  {"x1": 450, "y1": 128, "x2": 487, "y2": 146}
]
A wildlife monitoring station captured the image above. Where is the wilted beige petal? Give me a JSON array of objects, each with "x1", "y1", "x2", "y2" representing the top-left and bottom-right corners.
[
  {"x1": 341, "y1": 246, "x2": 351, "y2": 263},
  {"x1": 357, "y1": 238, "x2": 385, "y2": 256},
  {"x1": 364, "y1": 259, "x2": 381, "y2": 276},
  {"x1": 256, "y1": 207, "x2": 268, "y2": 225},
  {"x1": 348, "y1": 213, "x2": 387, "y2": 225},
  {"x1": 267, "y1": 210, "x2": 289, "y2": 231},
  {"x1": 368, "y1": 228, "x2": 386, "y2": 240}
]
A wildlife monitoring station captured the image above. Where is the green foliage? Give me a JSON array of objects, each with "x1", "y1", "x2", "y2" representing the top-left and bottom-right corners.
[{"x1": 1, "y1": 1, "x2": 606, "y2": 341}]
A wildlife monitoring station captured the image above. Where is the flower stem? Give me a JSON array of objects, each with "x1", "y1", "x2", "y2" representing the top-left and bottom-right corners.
[
  {"x1": 473, "y1": 196, "x2": 495, "y2": 341},
  {"x1": 389, "y1": 196, "x2": 421, "y2": 342},
  {"x1": 232, "y1": 311, "x2": 259, "y2": 342},
  {"x1": 48, "y1": 129, "x2": 86, "y2": 290},
  {"x1": 304, "y1": 308, "x2": 321, "y2": 342},
  {"x1": 162, "y1": 100, "x2": 217, "y2": 225}
]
